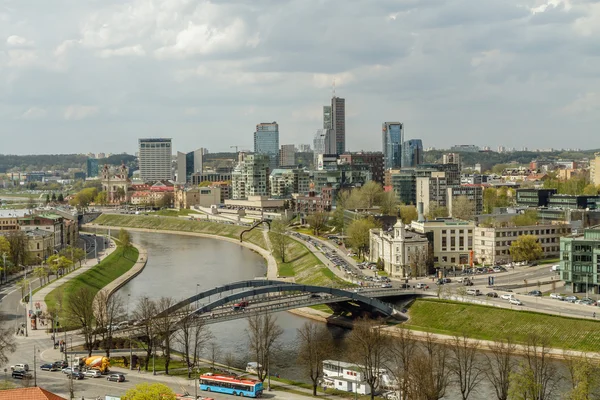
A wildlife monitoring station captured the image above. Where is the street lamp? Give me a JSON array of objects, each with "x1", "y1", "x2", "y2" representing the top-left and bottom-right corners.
[{"x1": 127, "y1": 294, "x2": 132, "y2": 370}]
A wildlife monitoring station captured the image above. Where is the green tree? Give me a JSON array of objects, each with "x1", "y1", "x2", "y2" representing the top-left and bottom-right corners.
[
  {"x1": 378, "y1": 190, "x2": 398, "y2": 216},
  {"x1": 119, "y1": 229, "x2": 132, "y2": 258},
  {"x1": 306, "y1": 212, "x2": 329, "y2": 236},
  {"x1": 565, "y1": 356, "x2": 600, "y2": 400},
  {"x1": 451, "y1": 196, "x2": 475, "y2": 221},
  {"x1": 512, "y1": 210, "x2": 539, "y2": 227},
  {"x1": 94, "y1": 191, "x2": 108, "y2": 205},
  {"x1": 346, "y1": 216, "x2": 380, "y2": 259},
  {"x1": 427, "y1": 202, "x2": 449, "y2": 220},
  {"x1": 6, "y1": 231, "x2": 28, "y2": 267},
  {"x1": 399, "y1": 205, "x2": 418, "y2": 224},
  {"x1": 51, "y1": 192, "x2": 57, "y2": 202},
  {"x1": 360, "y1": 181, "x2": 383, "y2": 208},
  {"x1": 509, "y1": 235, "x2": 542, "y2": 263},
  {"x1": 33, "y1": 267, "x2": 47, "y2": 287},
  {"x1": 44, "y1": 194, "x2": 50, "y2": 204},
  {"x1": 57, "y1": 193, "x2": 64, "y2": 202},
  {"x1": 582, "y1": 184, "x2": 599, "y2": 196},
  {"x1": 69, "y1": 187, "x2": 98, "y2": 209},
  {"x1": 0, "y1": 236, "x2": 10, "y2": 258},
  {"x1": 122, "y1": 383, "x2": 176, "y2": 400}
]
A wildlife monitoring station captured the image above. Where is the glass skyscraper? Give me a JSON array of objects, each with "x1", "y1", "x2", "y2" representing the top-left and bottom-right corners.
[
  {"x1": 254, "y1": 122, "x2": 280, "y2": 171},
  {"x1": 382, "y1": 122, "x2": 403, "y2": 169},
  {"x1": 401, "y1": 139, "x2": 424, "y2": 168}
]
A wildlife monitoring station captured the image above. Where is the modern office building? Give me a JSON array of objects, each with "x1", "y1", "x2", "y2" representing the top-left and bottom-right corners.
[
  {"x1": 339, "y1": 152, "x2": 385, "y2": 185},
  {"x1": 442, "y1": 153, "x2": 461, "y2": 169},
  {"x1": 254, "y1": 122, "x2": 279, "y2": 170},
  {"x1": 382, "y1": 122, "x2": 403, "y2": 169},
  {"x1": 86, "y1": 158, "x2": 99, "y2": 178},
  {"x1": 279, "y1": 144, "x2": 296, "y2": 167},
  {"x1": 560, "y1": 227, "x2": 600, "y2": 293},
  {"x1": 176, "y1": 148, "x2": 205, "y2": 184},
  {"x1": 331, "y1": 96, "x2": 345, "y2": 154},
  {"x1": 297, "y1": 144, "x2": 312, "y2": 153},
  {"x1": 313, "y1": 129, "x2": 336, "y2": 167},
  {"x1": 401, "y1": 139, "x2": 423, "y2": 168},
  {"x1": 138, "y1": 138, "x2": 173, "y2": 182},
  {"x1": 548, "y1": 195, "x2": 600, "y2": 210},
  {"x1": 515, "y1": 188, "x2": 557, "y2": 208},
  {"x1": 323, "y1": 106, "x2": 332, "y2": 129},
  {"x1": 231, "y1": 153, "x2": 271, "y2": 200}
]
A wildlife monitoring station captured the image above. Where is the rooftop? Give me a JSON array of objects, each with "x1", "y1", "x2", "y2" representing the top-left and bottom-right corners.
[
  {"x1": 0, "y1": 210, "x2": 29, "y2": 218},
  {"x1": 0, "y1": 387, "x2": 66, "y2": 400}
]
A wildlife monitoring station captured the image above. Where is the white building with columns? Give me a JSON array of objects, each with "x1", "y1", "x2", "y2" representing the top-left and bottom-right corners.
[{"x1": 369, "y1": 221, "x2": 429, "y2": 278}]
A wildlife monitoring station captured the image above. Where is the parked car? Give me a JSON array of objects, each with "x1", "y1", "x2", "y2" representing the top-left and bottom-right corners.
[
  {"x1": 10, "y1": 363, "x2": 29, "y2": 371},
  {"x1": 67, "y1": 371, "x2": 85, "y2": 380},
  {"x1": 11, "y1": 370, "x2": 32, "y2": 380},
  {"x1": 501, "y1": 293, "x2": 515, "y2": 300},
  {"x1": 416, "y1": 283, "x2": 427, "y2": 289},
  {"x1": 550, "y1": 293, "x2": 565, "y2": 300},
  {"x1": 40, "y1": 363, "x2": 59, "y2": 372},
  {"x1": 107, "y1": 373, "x2": 126, "y2": 382},
  {"x1": 381, "y1": 283, "x2": 392, "y2": 288},
  {"x1": 509, "y1": 298, "x2": 523, "y2": 306},
  {"x1": 62, "y1": 367, "x2": 80, "y2": 375},
  {"x1": 486, "y1": 292, "x2": 499, "y2": 298},
  {"x1": 527, "y1": 290, "x2": 542, "y2": 297},
  {"x1": 53, "y1": 360, "x2": 68, "y2": 369},
  {"x1": 565, "y1": 295, "x2": 578, "y2": 303},
  {"x1": 84, "y1": 370, "x2": 103, "y2": 378}
]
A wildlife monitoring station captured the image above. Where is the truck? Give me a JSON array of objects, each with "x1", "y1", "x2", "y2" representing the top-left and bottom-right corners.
[{"x1": 77, "y1": 356, "x2": 110, "y2": 374}]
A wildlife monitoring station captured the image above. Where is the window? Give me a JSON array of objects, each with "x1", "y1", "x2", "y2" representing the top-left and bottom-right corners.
[
  {"x1": 459, "y1": 236, "x2": 464, "y2": 248},
  {"x1": 481, "y1": 240, "x2": 485, "y2": 245},
  {"x1": 451, "y1": 237, "x2": 456, "y2": 248},
  {"x1": 451, "y1": 257, "x2": 455, "y2": 263}
]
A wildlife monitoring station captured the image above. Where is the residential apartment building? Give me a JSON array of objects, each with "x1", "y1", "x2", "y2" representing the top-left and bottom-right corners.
[
  {"x1": 412, "y1": 219, "x2": 474, "y2": 266},
  {"x1": 0, "y1": 210, "x2": 27, "y2": 233},
  {"x1": 382, "y1": 122, "x2": 403, "y2": 169},
  {"x1": 474, "y1": 224, "x2": 571, "y2": 265},
  {"x1": 293, "y1": 186, "x2": 334, "y2": 214},
  {"x1": 18, "y1": 214, "x2": 64, "y2": 250},
  {"x1": 254, "y1": 122, "x2": 279, "y2": 171},
  {"x1": 279, "y1": 144, "x2": 296, "y2": 167},
  {"x1": 191, "y1": 171, "x2": 232, "y2": 185},
  {"x1": 339, "y1": 152, "x2": 385, "y2": 185},
  {"x1": 231, "y1": 154, "x2": 271, "y2": 200},
  {"x1": 401, "y1": 139, "x2": 423, "y2": 168},
  {"x1": 269, "y1": 169, "x2": 310, "y2": 198},
  {"x1": 138, "y1": 138, "x2": 173, "y2": 181},
  {"x1": 416, "y1": 170, "x2": 462, "y2": 215},
  {"x1": 369, "y1": 221, "x2": 429, "y2": 278},
  {"x1": 560, "y1": 227, "x2": 600, "y2": 293},
  {"x1": 176, "y1": 148, "x2": 204, "y2": 184},
  {"x1": 447, "y1": 185, "x2": 484, "y2": 217}
]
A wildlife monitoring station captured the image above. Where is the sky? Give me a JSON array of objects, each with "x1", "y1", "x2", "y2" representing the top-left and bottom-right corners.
[{"x1": 1, "y1": 0, "x2": 599, "y2": 155}]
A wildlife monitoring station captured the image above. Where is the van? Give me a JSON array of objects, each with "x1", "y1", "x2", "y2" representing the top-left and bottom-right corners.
[
  {"x1": 466, "y1": 289, "x2": 480, "y2": 296},
  {"x1": 550, "y1": 265, "x2": 560, "y2": 272}
]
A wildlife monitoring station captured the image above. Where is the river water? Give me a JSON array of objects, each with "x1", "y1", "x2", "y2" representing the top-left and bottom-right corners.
[{"x1": 117, "y1": 231, "x2": 572, "y2": 399}]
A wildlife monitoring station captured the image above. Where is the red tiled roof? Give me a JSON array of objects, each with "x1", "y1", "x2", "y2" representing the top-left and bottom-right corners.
[{"x1": 0, "y1": 387, "x2": 66, "y2": 400}]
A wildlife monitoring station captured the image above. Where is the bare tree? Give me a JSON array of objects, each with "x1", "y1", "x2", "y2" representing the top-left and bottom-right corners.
[
  {"x1": 387, "y1": 327, "x2": 417, "y2": 400},
  {"x1": 94, "y1": 291, "x2": 125, "y2": 357},
  {"x1": 66, "y1": 287, "x2": 96, "y2": 356},
  {"x1": 508, "y1": 334, "x2": 560, "y2": 400},
  {"x1": 485, "y1": 337, "x2": 517, "y2": 400},
  {"x1": 297, "y1": 322, "x2": 333, "y2": 395},
  {"x1": 153, "y1": 297, "x2": 178, "y2": 375},
  {"x1": 409, "y1": 334, "x2": 450, "y2": 400},
  {"x1": 347, "y1": 317, "x2": 390, "y2": 400},
  {"x1": 449, "y1": 334, "x2": 484, "y2": 400},
  {"x1": 0, "y1": 322, "x2": 16, "y2": 367},
  {"x1": 173, "y1": 304, "x2": 212, "y2": 378},
  {"x1": 306, "y1": 212, "x2": 330, "y2": 236},
  {"x1": 132, "y1": 296, "x2": 157, "y2": 371},
  {"x1": 269, "y1": 220, "x2": 291, "y2": 263},
  {"x1": 208, "y1": 341, "x2": 220, "y2": 372},
  {"x1": 246, "y1": 313, "x2": 284, "y2": 382}
]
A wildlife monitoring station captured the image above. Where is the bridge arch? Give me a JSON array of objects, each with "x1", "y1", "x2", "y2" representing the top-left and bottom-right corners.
[{"x1": 240, "y1": 219, "x2": 270, "y2": 242}]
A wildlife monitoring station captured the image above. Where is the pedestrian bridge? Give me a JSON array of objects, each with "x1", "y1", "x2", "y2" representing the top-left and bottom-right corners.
[{"x1": 153, "y1": 279, "x2": 436, "y2": 326}]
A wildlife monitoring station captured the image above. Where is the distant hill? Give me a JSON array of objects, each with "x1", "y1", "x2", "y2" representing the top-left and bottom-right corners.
[{"x1": 0, "y1": 154, "x2": 137, "y2": 173}]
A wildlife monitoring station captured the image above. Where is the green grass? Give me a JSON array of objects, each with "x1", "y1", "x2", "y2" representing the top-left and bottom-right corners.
[
  {"x1": 405, "y1": 299, "x2": 600, "y2": 351},
  {"x1": 154, "y1": 209, "x2": 198, "y2": 217},
  {"x1": 45, "y1": 245, "x2": 139, "y2": 325},
  {"x1": 94, "y1": 214, "x2": 266, "y2": 251}
]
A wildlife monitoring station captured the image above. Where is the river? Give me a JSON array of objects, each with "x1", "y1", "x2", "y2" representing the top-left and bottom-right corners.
[{"x1": 117, "y1": 231, "x2": 572, "y2": 399}]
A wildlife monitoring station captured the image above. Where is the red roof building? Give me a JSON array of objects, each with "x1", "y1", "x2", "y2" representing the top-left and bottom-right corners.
[{"x1": 0, "y1": 387, "x2": 66, "y2": 400}]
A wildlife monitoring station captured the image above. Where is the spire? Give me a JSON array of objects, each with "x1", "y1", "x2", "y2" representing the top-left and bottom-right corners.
[{"x1": 332, "y1": 78, "x2": 336, "y2": 97}]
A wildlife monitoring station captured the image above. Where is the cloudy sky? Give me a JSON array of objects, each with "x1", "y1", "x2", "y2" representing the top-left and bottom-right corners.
[{"x1": 1, "y1": 0, "x2": 599, "y2": 155}]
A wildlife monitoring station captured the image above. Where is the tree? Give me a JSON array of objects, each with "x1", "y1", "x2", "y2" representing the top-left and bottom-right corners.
[
  {"x1": 57, "y1": 193, "x2": 64, "y2": 202},
  {"x1": 452, "y1": 196, "x2": 476, "y2": 221},
  {"x1": 119, "y1": 228, "x2": 134, "y2": 259},
  {"x1": 399, "y1": 205, "x2": 418, "y2": 224},
  {"x1": 510, "y1": 235, "x2": 542, "y2": 263},
  {"x1": 17, "y1": 278, "x2": 30, "y2": 301},
  {"x1": 449, "y1": 335, "x2": 484, "y2": 400},
  {"x1": 347, "y1": 317, "x2": 390, "y2": 400},
  {"x1": 564, "y1": 354, "x2": 600, "y2": 400},
  {"x1": 26, "y1": 196, "x2": 36, "y2": 210},
  {"x1": 427, "y1": 202, "x2": 448, "y2": 220},
  {"x1": 6, "y1": 231, "x2": 28, "y2": 267},
  {"x1": 156, "y1": 192, "x2": 173, "y2": 208},
  {"x1": 208, "y1": 341, "x2": 220, "y2": 372},
  {"x1": 306, "y1": 212, "x2": 329, "y2": 236},
  {"x1": 246, "y1": 313, "x2": 284, "y2": 382},
  {"x1": 512, "y1": 210, "x2": 539, "y2": 226},
  {"x1": 94, "y1": 191, "x2": 108, "y2": 206},
  {"x1": 44, "y1": 194, "x2": 50, "y2": 204},
  {"x1": 508, "y1": 334, "x2": 560, "y2": 400},
  {"x1": 296, "y1": 322, "x2": 332, "y2": 396},
  {"x1": 0, "y1": 322, "x2": 15, "y2": 368},
  {"x1": 33, "y1": 267, "x2": 47, "y2": 287},
  {"x1": 360, "y1": 181, "x2": 384, "y2": 208},
  {"x1": 66, "y1": 287, "x2": 96, "y2": 356},
  {"x1": 153, "y1": 297, "x2": 178, "y2": 375},
  {"x1": 346, "y1": 216, "x2": 380, "y2": 259},
  {"x1": 94, "y1": 291, "x2": 125, "y2": 357},
  {"x1": 122, "y1": 383, "x2": 176, "y2": 400},
  {"x1": 51, "y1": 192, "x2": 57, "y2": 202},
  {"x1": 387, "y1": 327, "x2": 417, "y2": 400},
  {"x1": 69, "y1": 187, "x2": 98, "y2": 209},
  {"x1": 378, "y1": 190, "x2": 398, "y2": 216},
  {"x1": 270, "y1": 220, "x2": 291, "y2": 263},
  {"x1": 485, "y1": 337, "x2": 517, "y2": 400},
  {"x1": 582, "y1": 184, "x2": 600, "y2": 196},
  {"x1": 133, "y1": 296, "x2": 157, "y2": 371},
  {"x1": 173, "y1": 304, "x2": 212, "y2": 378},
  {"x1": 408, "y1": 333, "x2": 450, "y2": 400}
]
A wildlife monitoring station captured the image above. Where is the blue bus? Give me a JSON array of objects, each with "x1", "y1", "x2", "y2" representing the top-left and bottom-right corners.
[{"x1": 200, "y1": 374, "x2": 264, "y2": 398}]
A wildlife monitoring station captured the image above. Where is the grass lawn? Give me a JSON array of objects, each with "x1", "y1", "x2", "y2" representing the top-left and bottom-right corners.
[
  {"x1": 405, "y1": 299, "x2": 600, "y2": 351},
  {"x1": 45, "y1": 245, "x2": 139, "y2": 325},
  {"x1": 94, "y1": 214, "x2": 266, "y2": 251},
  {"x1": 154, "y1": 209, "x2": 198, "y2": 217}
]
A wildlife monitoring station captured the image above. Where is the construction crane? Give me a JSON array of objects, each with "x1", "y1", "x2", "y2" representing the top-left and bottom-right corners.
[{"x1": 230, "y1": 145, "x2": 250, "y2": 153}]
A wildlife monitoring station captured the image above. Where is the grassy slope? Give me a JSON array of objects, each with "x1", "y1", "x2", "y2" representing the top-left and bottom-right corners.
[
  {"x1": 45, "y1": 245, "x2": 139, "y2": 323},
  {"x1": 406, "y1": 299, "x2": 600, "y2": 351},
  {"x1": 94, "y1": 214, "x2": 266, "y2": 250}
]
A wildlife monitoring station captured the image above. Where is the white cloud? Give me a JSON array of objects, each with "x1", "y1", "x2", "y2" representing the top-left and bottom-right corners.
[
  {"x1": 20, "y1": 107, "x2": 47, "y2": 120},
  {"x1": 6, "y1": 35, "x2": 34, "y2": 47},
  {"x1": 561, "y1": 92, "x2": 600, "y2": 115},
  {"x1": 64, "y1": 105, "x2": 99, "y2": 121},
  {"x1": 98, "y1": 45, "x2": 146, "y2": 58}
]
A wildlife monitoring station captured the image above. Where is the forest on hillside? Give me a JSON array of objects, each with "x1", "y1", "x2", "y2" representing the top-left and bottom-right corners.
[{"x1": 0, "y1": 154, "x2": 137, "y2": 173}]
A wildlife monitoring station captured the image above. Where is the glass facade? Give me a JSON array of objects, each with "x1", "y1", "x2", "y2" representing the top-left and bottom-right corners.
[
  {"x1": 401, "y1": 139, "x2": 423, "y2": 168},
  {"x1": 382, "y1": 122, "x2": 403, "y2": 169},
  {"x1": 254, "y1": 122, "x2": 279, "y2": 171}
]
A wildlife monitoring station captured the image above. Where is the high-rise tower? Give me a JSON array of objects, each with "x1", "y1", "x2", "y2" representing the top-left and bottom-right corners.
[
  {"x1": 254, "y1": 122, "x2": 280, "y2": 171},
  {"x1": 382, "y1": 122, "x2": 403, "y2": 169},
  {"x1": 331, "y1": 96, "x2": 345, "y2": 155},
  {"x1": 138, "y1": 138, "x2": 173, "y2": 182}
]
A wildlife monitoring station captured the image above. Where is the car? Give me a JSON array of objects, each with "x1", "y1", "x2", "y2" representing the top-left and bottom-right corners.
[
  {"x1": 509, "y1": 298, "x2": 523, "y2": 306},
  {"x1": 550, "y1": 293, "x2": 565, "y2": 300},
  {"x1": 10, "y1": 363, "x2": 29, "y2": 371},
  {"x1": 500, "y1": 293, "x2": 515, "y2": 300},
  {"x1": 84, "y1": 369, "x2": 103, "y2": 378},
  {"x1": 466, "y1": 289, "x2": 481, "y2": 296},
  {"x1": 53, "y1": 360, "x2": 68, "y2": 369},
  {"x1": 565, "y1": 295, "x2": 578, "y2": 303},
  {"x1": 527, "y1": 290, "x2": 542, "y2": 297},
  {"x1": 107, "y1": 373, "x2": 125, "y2": 382},
  {"x1": 486, "y1": 292, "x2": 499, "y2": 298},
  {"x1": 40, "y1": 363, "x2": 59, "y2": 372},
  {"x1": 416, "y1": 283, "x2": 427, "y2": 289},
  {"x1": 66, "y1": 371, "x2": 85, "y2": 380},
  {"x1": 11, "y1": 370, "x2": 32, "y2": 380},
  {"x1": 232, "y1": 300, "x2": 249, "y2": 311},
  {"x1": 399, "y1": 283, "x2": 411, "y2": 289},
  {"x1": 62, "y1": 367, "x2": 80, "y2": 375},
  {"x1": 381, "y1": 283, "x2": 392, "y2": 288}
]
